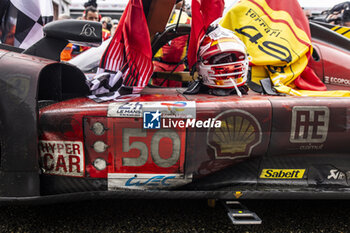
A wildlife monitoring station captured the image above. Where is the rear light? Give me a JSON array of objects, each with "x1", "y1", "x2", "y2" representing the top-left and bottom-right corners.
[
  {"x1": 93, "y1": 158, "x2": 107, "y2": 171},
  {"x1": 93, "y1": 141, "x2": 108, "y2": 153},
  {"x1": 91, "y1": 122, "x2": 106, "y2": 135},
  {"x1": 84, "y1": 117, "x2": 109, "y2": 178}
]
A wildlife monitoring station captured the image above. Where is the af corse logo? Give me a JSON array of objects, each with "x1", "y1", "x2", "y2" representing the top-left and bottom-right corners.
[
  {"x1": 143, "y1": 110, "x2": 161, "y2": 129},
  {"x1": 290, "y1": 106, "x2": 329, "y2": 143}
]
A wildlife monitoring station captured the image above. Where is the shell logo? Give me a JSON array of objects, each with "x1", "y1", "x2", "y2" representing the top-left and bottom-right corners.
[{"x1": 207, "y1": 109, "x2": 262, "y2": 160}]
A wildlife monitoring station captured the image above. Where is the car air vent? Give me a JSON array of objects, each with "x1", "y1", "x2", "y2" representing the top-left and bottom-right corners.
[{"x1": 312, "y1": 48, "x2": 320, "y2": 61}]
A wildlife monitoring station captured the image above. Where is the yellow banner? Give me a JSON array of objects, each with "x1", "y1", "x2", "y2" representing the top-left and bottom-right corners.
[
  {"x1": 221, "y1": 0, "x2": 310, "y2": 67},
  {"x1": 220, "y1": 0, "x2": 350, "y2": 97}
]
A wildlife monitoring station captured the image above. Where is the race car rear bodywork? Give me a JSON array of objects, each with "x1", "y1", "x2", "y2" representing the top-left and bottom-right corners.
[
  {"x1": 1, "y1": 12, "x2": 350, "y2": 203},
  {"x1": 36, "y1": 88, "x2": 350, "y2": 199}
]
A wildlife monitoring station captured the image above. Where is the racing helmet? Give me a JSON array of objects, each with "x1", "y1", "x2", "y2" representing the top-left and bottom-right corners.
[{"x1": 197, "y1": 26, "x2": 249, "y2": 91}]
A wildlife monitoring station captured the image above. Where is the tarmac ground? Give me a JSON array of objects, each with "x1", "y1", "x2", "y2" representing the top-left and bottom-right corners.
[{"x1": 0, "y1": 199, "x2": 349, "y2": 232}]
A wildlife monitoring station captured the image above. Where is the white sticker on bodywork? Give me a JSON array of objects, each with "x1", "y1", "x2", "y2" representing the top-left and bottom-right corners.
[
  {"x1": 107, "y1": 101, "x2": 196, "y2": 119},
  {"x1": 39, "y1": 140, "x2": 85, "y2": 177},
  {"x1": 108, "y1": 173, "x2": 192, "y2": 190}
]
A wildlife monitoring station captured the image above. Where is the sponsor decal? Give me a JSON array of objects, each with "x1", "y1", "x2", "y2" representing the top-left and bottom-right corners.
[
  {"x1": 327, "y1": 169, "x2": 349, "y2": 180},
  {"x1": 125, "y1": 175, "x2": 175, "y2": 186},
  {"x1": 207, "y1": 109, "x2": 262, "y2": 160},
  {"x1": 161, "y1": 101, "x2": 187, "y2": 112},
  {"x1": 299, "y1": 144, "x2": 324, "y2": 150},
  {"x1": 324, "y1": 76, "x2": 350, "y2": 87},
  {"x1": 107, "y1": 101, "x2": 196, "y2": 119},
  {"x1": 108, "y1": 102, "x2": 143, "y2": 117},
  {"x1": 290, "y1": 106, "x2": 329, "y2": 144},
  {"x1": 39, "y1": 140, "x2": 84, "y2": 177},
  {"x1": 80, "y1": 23, "x2": 97, "y2": 37},
  {"x1": 143, "y1": 111, "x2": 161, "y2": 129},
  {"x1": 260, "y1": 169, "x2": 305, "y2": 179},
  {"x1": 108, "y1": 173, "x2": 192, "y2": 190},
  {"x1": 243, "y1": 8, "x2": 282, "y2": 38}
]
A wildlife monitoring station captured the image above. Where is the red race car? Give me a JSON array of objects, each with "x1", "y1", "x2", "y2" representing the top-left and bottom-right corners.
[{"x1": 0, "y1": 3, "x2": 350, "y2": 225}]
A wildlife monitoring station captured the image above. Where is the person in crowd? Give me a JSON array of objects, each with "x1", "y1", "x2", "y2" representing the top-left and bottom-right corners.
[
  {"x1": 58, "y1": 14, "x2": 74, "y2": 61},
  {"x1": 101, "y1": 16, "x2": 112, "y2": 31},
  {"x1": 58, "y1": 14, "x2": 71, "y2": 20},
  {"x1": 110, "y1": 24, "x2": 118, "y2": 36},
  {"x1": 112, "y1": 19, "x2": 119, "y2": 26},
  {"x1": 84, "y1": 0, "x2": 98, "y2": 9},
  {"x1": 83, "y1": 6, "x2": 99, "y2": 22},
  {"x1": 110, "y1": 19, "x2": 119, "y2": 36},
  {"x1": 101, "y1": 16, "x2": 112, "y2": 40}
]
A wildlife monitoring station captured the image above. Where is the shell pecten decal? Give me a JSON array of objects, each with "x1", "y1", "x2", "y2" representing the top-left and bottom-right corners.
[{"x1": 207, "y1": 109, "x2": 262, "y2": 160}]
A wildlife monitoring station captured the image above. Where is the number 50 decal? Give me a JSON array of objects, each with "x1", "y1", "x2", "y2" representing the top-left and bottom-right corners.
[
  {"x1": 122, "y1": 128, "x2": 181, "y2": 168},
  {"x1": 108, "y1": 122, "x2": 186, "y2": 174}
]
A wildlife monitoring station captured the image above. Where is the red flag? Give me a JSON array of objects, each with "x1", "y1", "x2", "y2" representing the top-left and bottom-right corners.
[
  {"x1": 261, "y1": 0, "x2": 311, "y2": 39},
  {"x1": 99, "y1": 0, "x2": 153, "y2": 93},
  {"x1": 187, "y1": 0, "x2": 225, "y2": 70},
  {"x1": 296, "y1": 66, "x2": 327, "y2": 91}
]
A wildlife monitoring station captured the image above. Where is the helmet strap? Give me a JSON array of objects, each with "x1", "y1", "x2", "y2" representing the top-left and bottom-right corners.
[{"x1": 230, "y1": 78, "x2": 242, "y2": 97}]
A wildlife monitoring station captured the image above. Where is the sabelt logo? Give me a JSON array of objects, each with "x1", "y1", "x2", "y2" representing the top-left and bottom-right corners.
[{"x1": 260, "y1": 169, "x2": 305, "y2": 179}]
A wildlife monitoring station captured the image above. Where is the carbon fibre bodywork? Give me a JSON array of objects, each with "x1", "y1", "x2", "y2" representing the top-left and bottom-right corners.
[{"x1": 0, "y1": 49, "x2": 89, "y2": 198}]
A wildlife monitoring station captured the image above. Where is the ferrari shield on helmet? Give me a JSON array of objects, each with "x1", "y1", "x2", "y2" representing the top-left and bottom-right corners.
[{"x1": 197, "y1": 25, "x2": 249, "y2": 96}]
